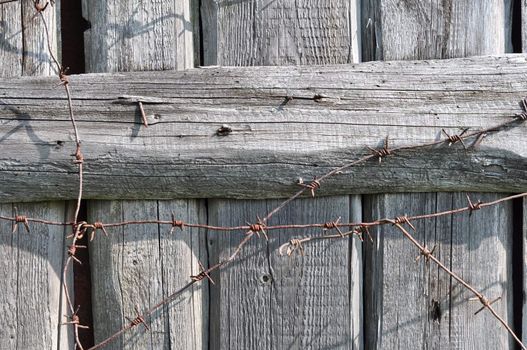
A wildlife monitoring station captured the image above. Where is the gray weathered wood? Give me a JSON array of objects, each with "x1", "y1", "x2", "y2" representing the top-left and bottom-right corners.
[
  {"x1": 204, "y1": 4, "x2": 361, "y2": 349},
  {"x1": 83, "y1": 2, "x2": 208, "y2": 348},
  {"x1": 0, "y1": 0, "x2": 60, "y2": 77},
  {"x1": 0, "y1": 202, "x2": 70, "y2": 349},
  {"x1": 524, "y1": 198, "x2": 527, "y2": 341},
  {"x1": 363, "y1": 1, "x2": 517, "y2": 348},
  {"x1": 0, "y1": 3, "x2": 70, "y2": 348},
  {"x1": 88, "y1": 200, "x2": 208, "y2": 349},
  {"x1": 362, "y1": 0, "x2": 513, "y2": 61},
  {"x1": 0, "y1": 55, "x2": 526, "y2": 202},
  {"x1": 82, "y1": 0, "x2": 194, "y2": 72},
  {"x1": 208, "y1": 196, "x2": 356, "y2": 349},
  {"x1": 364, "y1": 193, "x2": 514, "y2": 349},
  {"x1": 201, "y1": 0, "x2": 360, "y2": 66}
]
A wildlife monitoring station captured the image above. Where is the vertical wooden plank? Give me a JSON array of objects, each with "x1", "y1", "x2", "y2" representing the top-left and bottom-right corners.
[
  {"x1": 158, "y1": 200, "x2": 208, "y2": 349},
  {"x1": 209, "y1": 196, "x2": 353, "y2": 349},
  {"x1": 83, "y1": 3, "x2": 206, "y2": 347},
  {"x1": 201, "y1": 0, "x2": 360, "y2": 66},
  {"x1": 524, "y1": 198, "x2": 527, "y2": 341},
  {"x1": 523, "y1": 0, "x2": 527, "y2": 53},
  {"x1": 364, "y1": 193, "x2": 513, "y2": 349},
  {"x1": 0, "y1": 2, "x2": 69, "y2": 348},
  {"x1": 82, "y1": 0, "x2": 194, "y2": 72},
  {"x1": 362, "y1": 1, "x2": 516, "y2": 348},
  {"x1": 0, "y1": 202, "x2": 70, "y2": 350},
  {"x1": 203, "y1": 2, "x2": 362, "y2": 348},
  {"x1": 362, "y1": 0, "x2": 513, "y2": 61},
  {"x1": 89, "y1": 200, "x2": 207, "y2": 349},
  {"x1": 0, "y1": 0, "x2": 60, "y2": 77}
]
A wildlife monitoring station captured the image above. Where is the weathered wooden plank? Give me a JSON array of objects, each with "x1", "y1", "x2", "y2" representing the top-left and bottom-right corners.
[
  {"x1": 364, "y1": 193, "x2": 513, "y2": 349},
  {"x1": 0, "y1": 202, "x2": 70, "y2": 349},
  {"x1": 523, "y1": 0, "x2": 527, "y2": 53},
  {"x1": 0, "y1": 0, "x2": 60, "y2": 77},
  {"x1": 0, "y1": 3, "x2": 70, "y2": 348},
  {"x1": 0, "y1": 55, "x2": 526, "y2": 201},
  {"x1": 201, "y1": 0, "x2": 359, "y2": 66},
  {"x1": 524, "y1": 198, "x2": 527, "y2": 341},
  {"x1": 83, "y1": 2, "x2": 208, "y2": 348},
  {"x1": 362, "y1": 0, "x2": 513, "y2": 61},
  {"x1": 208, "y1": 196, "x2": 355, "y2": 349},
  {"x1": 82, "y1": 0, "x2": 194, "y2": 72},
  {"x1": 362, "y1": 2, "x2": 517, "y2": 348},
  {"x1": 88, "y1": 200, "x2": 208, "y2": 349},
  {"x1": 204, "y1": 4, "x2": 360, "y2": 349}
]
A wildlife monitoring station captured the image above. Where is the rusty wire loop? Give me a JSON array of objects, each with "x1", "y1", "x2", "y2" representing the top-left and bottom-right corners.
[
  {"x1": 367, "y1": 135, "x2": 393, "y2": 163},
  {"x1": 392, "y1": 223, "x2": 526, "y2": 350},
  {"x1": 126, "y1": 306, "x2": 150, "y2": 331},
  {"x1": 190, "y1": 260, "x2": 215, "y2": 285},
  {"x1": 298, "y1": 177, "x2": 321, "y2": 197},
  {"x1": 442, "y1": 128, "x2": 469, "y2": 148},
  {"x1": 7, "y1": 4, "x2": 527, "y2": 349},
  {"x1": 12, "y1": 213, "x2": 30, "y2": 234}
]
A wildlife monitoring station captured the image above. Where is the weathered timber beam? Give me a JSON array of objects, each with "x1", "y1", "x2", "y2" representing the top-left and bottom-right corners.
[{"x1": 0, "y1": 54, "x2": 526, "y2": 202}]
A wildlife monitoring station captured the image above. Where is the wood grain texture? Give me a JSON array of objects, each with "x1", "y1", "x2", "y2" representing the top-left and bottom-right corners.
[
  {"x1": 83, "y1": 3, "x2": 208, "y2": 348},
  {"x1": 0, "y1": 3, "x2": 69, "y2": 348},
  {"x1": 362, "y1": 0, "x2": 513, "y2": 61},
  {"x1": 204, "y1": 5, "x2": 361, "y2": 349},
  {"x1": 208, "y1": 196, "x2": 356, "y2": 349},
  {"x1": 523, "y1": 198, "x2": 527, "y2": 341},
  {"x1": 88, "y1": 200, "x2": 208, "y2": 349},
  {"x1": 0, "y1": 202, "x2": 70, "y2": 350},
  {"x1": 0, "y1": 0, "x2": 60, "y2": 77},
  {"x1": 81, "y1": 0, "x2": 194, "y2": 72},
  {"x1": 364, "y1": 193, "x2": 514, "y2": 349},
  {"x1": 0, "y1": 55, "x2": 526, "y2": 202},
  {"x1": 362, "y1": 1, "x2": 518, "y2": 349},
  {"x1": 201, "y1": 0, "x2": 359, "y2": 66}
]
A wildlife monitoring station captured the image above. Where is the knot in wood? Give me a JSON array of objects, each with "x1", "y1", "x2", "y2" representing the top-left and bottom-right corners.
[{"x1": 216, "y1": 124, "x2": 232, "y2": 136}]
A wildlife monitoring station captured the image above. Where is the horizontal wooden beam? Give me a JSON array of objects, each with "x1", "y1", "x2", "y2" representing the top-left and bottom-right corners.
[{"x1": 0, "y1": 55, "x2": 526, "y2": 202}]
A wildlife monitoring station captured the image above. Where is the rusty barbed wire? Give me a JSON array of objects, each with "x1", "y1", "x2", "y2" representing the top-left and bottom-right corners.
[
  {"x1": 3, "y1": 3, "x2": 526, "y2": 348},
  {"x1": 392, "y1": 222, "x2": 526, "y2": 350}
]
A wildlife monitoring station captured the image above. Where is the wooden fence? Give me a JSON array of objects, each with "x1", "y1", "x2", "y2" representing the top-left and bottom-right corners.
[{"x1": 0, "y1": 0, "x2": 525, "y2": 349}]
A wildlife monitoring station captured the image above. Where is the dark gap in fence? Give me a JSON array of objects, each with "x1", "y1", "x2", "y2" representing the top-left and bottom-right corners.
[
  {"x1": 198, "y1": 0, "x2": 204, "y2": 66},
  {"x1": 512, "y1": 197, "x2": 524, "y2": 346},
  {"x1": 73, "y1": 200, "x2": 94, "y2": 347},
  {"x1": 512, "y1": 0, "x2": 522, "y2": 53},
  {"x1": 60, "y1": 0, "x2": 87, "y2": 74}
]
